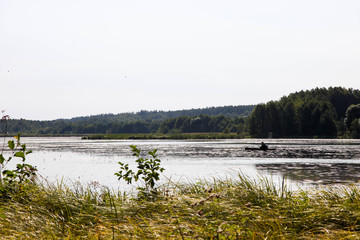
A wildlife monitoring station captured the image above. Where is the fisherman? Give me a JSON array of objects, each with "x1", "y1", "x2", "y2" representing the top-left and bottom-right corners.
[{"x1": 260, "y1": 142, "x2": 268, "y2": 151}]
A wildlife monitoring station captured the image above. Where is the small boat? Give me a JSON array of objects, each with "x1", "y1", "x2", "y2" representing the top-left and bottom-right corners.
[
  {"x1": 245, "y1": 142, "x2": 274, "y2": 151},
  {"x1": 245, "y1": 147, "x2": 275, "y2": 151}
]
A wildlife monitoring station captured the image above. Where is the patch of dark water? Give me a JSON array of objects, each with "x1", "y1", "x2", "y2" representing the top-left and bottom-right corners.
[{"x1": 256, "y1": 162, "x2": 360, "y2": 185}]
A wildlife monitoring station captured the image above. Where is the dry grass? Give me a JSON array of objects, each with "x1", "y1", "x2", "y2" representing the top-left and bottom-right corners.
[{"x1": 1, "y1": 174, "x2": 360, "y2": 239}]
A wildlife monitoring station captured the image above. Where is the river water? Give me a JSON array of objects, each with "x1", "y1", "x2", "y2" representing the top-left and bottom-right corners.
[{"x1": 3, "y1": 137, "x2": 360, "y2": 190}]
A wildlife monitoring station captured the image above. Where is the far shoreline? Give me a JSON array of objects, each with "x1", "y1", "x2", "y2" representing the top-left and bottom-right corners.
[{"x1": 1, "y1": 133, "x2": 353, "y2": 140}]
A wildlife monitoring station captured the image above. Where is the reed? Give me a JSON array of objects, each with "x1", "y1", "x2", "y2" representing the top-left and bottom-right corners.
[{"x1": 1, "y1": 174, "x2": 360, "y2": 239}]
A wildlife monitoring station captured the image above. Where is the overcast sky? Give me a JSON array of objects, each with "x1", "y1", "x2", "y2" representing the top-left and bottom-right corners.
[{"x1": 1, "y1": 0, "x2": 360, "y2": 120}]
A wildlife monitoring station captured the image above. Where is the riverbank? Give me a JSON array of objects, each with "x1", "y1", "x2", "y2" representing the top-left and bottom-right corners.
[
  {"x1": 1, "y1": 132, "x2": 244, "y2": 140},
  {"x1": 2, "y1": 132, "x2": 356, "y2": 140},
  {"x1": 82, "y1": 132, "x2": 244, "y2": 140},
  {"x1": 1, "y1": 175, "x2": 360, "y2": 239}
]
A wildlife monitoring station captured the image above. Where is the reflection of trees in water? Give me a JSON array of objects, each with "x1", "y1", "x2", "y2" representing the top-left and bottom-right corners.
[{"x1": 256, "y1": 163, "x2": 360, "y2": 185}]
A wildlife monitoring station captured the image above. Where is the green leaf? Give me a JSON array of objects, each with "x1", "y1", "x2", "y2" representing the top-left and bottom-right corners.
[
  {"x1": 130, "y1": 145, "x2": 140, "y2": 155},
  {"x1": 16, "y1": 163, "x2": 24, "y2": 169},
  {"x1": 14, "y1": 152, "x2": 25, "y2": 159},
  {"x1": 148, "y1": 149, "x2": 158, "y2": 157},
  {"x1": 0, "y1": 154, "x2": 5, "y2": 164},
  {"x1": 3, "y1": 170, "x2": 16, "y2": 178},
  {"x1": 8, "y1": 140, "x2": 15, "y2": 150}
]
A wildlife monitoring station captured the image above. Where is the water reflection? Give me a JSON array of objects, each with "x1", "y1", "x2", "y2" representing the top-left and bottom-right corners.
[{"x1": 256, "y1": 162, "x2": 360, "y2": 185}]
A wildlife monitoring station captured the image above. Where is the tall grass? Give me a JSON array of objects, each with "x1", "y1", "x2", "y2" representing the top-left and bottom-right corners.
[{"x1": 1, "y1": 174, "x2": 360, "y2": 239}]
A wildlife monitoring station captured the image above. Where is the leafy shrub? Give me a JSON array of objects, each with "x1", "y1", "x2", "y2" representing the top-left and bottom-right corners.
[
  {"x1": 0, "y1": 134, "x2": 37, "y2": 186},
  {"x1": 115, "y1": 145, "x2": 165, "y2": 197}
]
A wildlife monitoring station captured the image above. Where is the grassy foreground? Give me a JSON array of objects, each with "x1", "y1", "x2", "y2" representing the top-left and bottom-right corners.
[{"x1": 1, "y1": 175, "x2": 360, "y2": 239}]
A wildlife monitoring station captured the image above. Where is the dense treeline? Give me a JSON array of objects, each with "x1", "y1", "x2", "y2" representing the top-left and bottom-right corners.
[
  {"x1": 248, "y1": 87, "x2": 360, "y2": 138},
  {"x1": 5, "y1": 118, "x2": 159, "y2": 134},
  {"x1": 5, "y1": 105, "x2": 253, "y2": 135},
  {"x1": 67, "y1": 105, "x2": 254, "y2": 124},
  {"x1": 4, "y1": 87, "x2": 360, "y2": 138},
  {"x1": 6, "y1": 116, "x2": 246, "y2": 135},
  {"x1": 158, "y1": 115, "x2": 246, "y2": 134}
]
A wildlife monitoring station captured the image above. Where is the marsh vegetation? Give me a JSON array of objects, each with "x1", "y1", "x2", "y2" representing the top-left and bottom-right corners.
[{"x1": 3, "y1": 174, "x2": 360, "y2": 239}]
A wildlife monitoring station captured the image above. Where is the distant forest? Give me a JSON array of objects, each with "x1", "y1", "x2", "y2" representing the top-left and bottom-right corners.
[
  {"x1": 3, "y1": 87, "x2": 360, "y2": 138},
  {"x1": 4, "y1": 105, "x2": 254, "y2": 135},
  {"x1": 248, "y1": 87, "x2": 360, "y2": 138}
]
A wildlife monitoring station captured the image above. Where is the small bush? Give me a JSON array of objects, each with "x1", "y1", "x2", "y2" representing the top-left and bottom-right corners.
[
  {"x1": 0, "y1": 134, "x2": 36, "y2": 185},
  {"x1": 115, "y1": 145, "x2": 165, "y2": 198}
]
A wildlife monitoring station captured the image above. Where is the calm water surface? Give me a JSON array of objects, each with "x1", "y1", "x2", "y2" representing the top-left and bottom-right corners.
[{"x1": 5, "y1": 137, "x2": 360, "y2": 190}]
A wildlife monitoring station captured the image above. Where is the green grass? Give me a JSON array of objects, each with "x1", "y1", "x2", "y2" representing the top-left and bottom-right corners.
[{"x1": 1, "y1": 174, "x2": 360, "y2": 239}]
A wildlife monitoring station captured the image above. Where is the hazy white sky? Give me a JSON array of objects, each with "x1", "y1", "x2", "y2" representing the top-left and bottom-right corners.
[{"x1": 1, "y1": 0, "x2": 360, "y2": 120}]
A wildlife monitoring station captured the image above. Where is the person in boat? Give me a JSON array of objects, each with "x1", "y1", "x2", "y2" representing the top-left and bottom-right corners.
[{"x1": 260, "y1": 142, "x2": 268, "y2": 150}]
